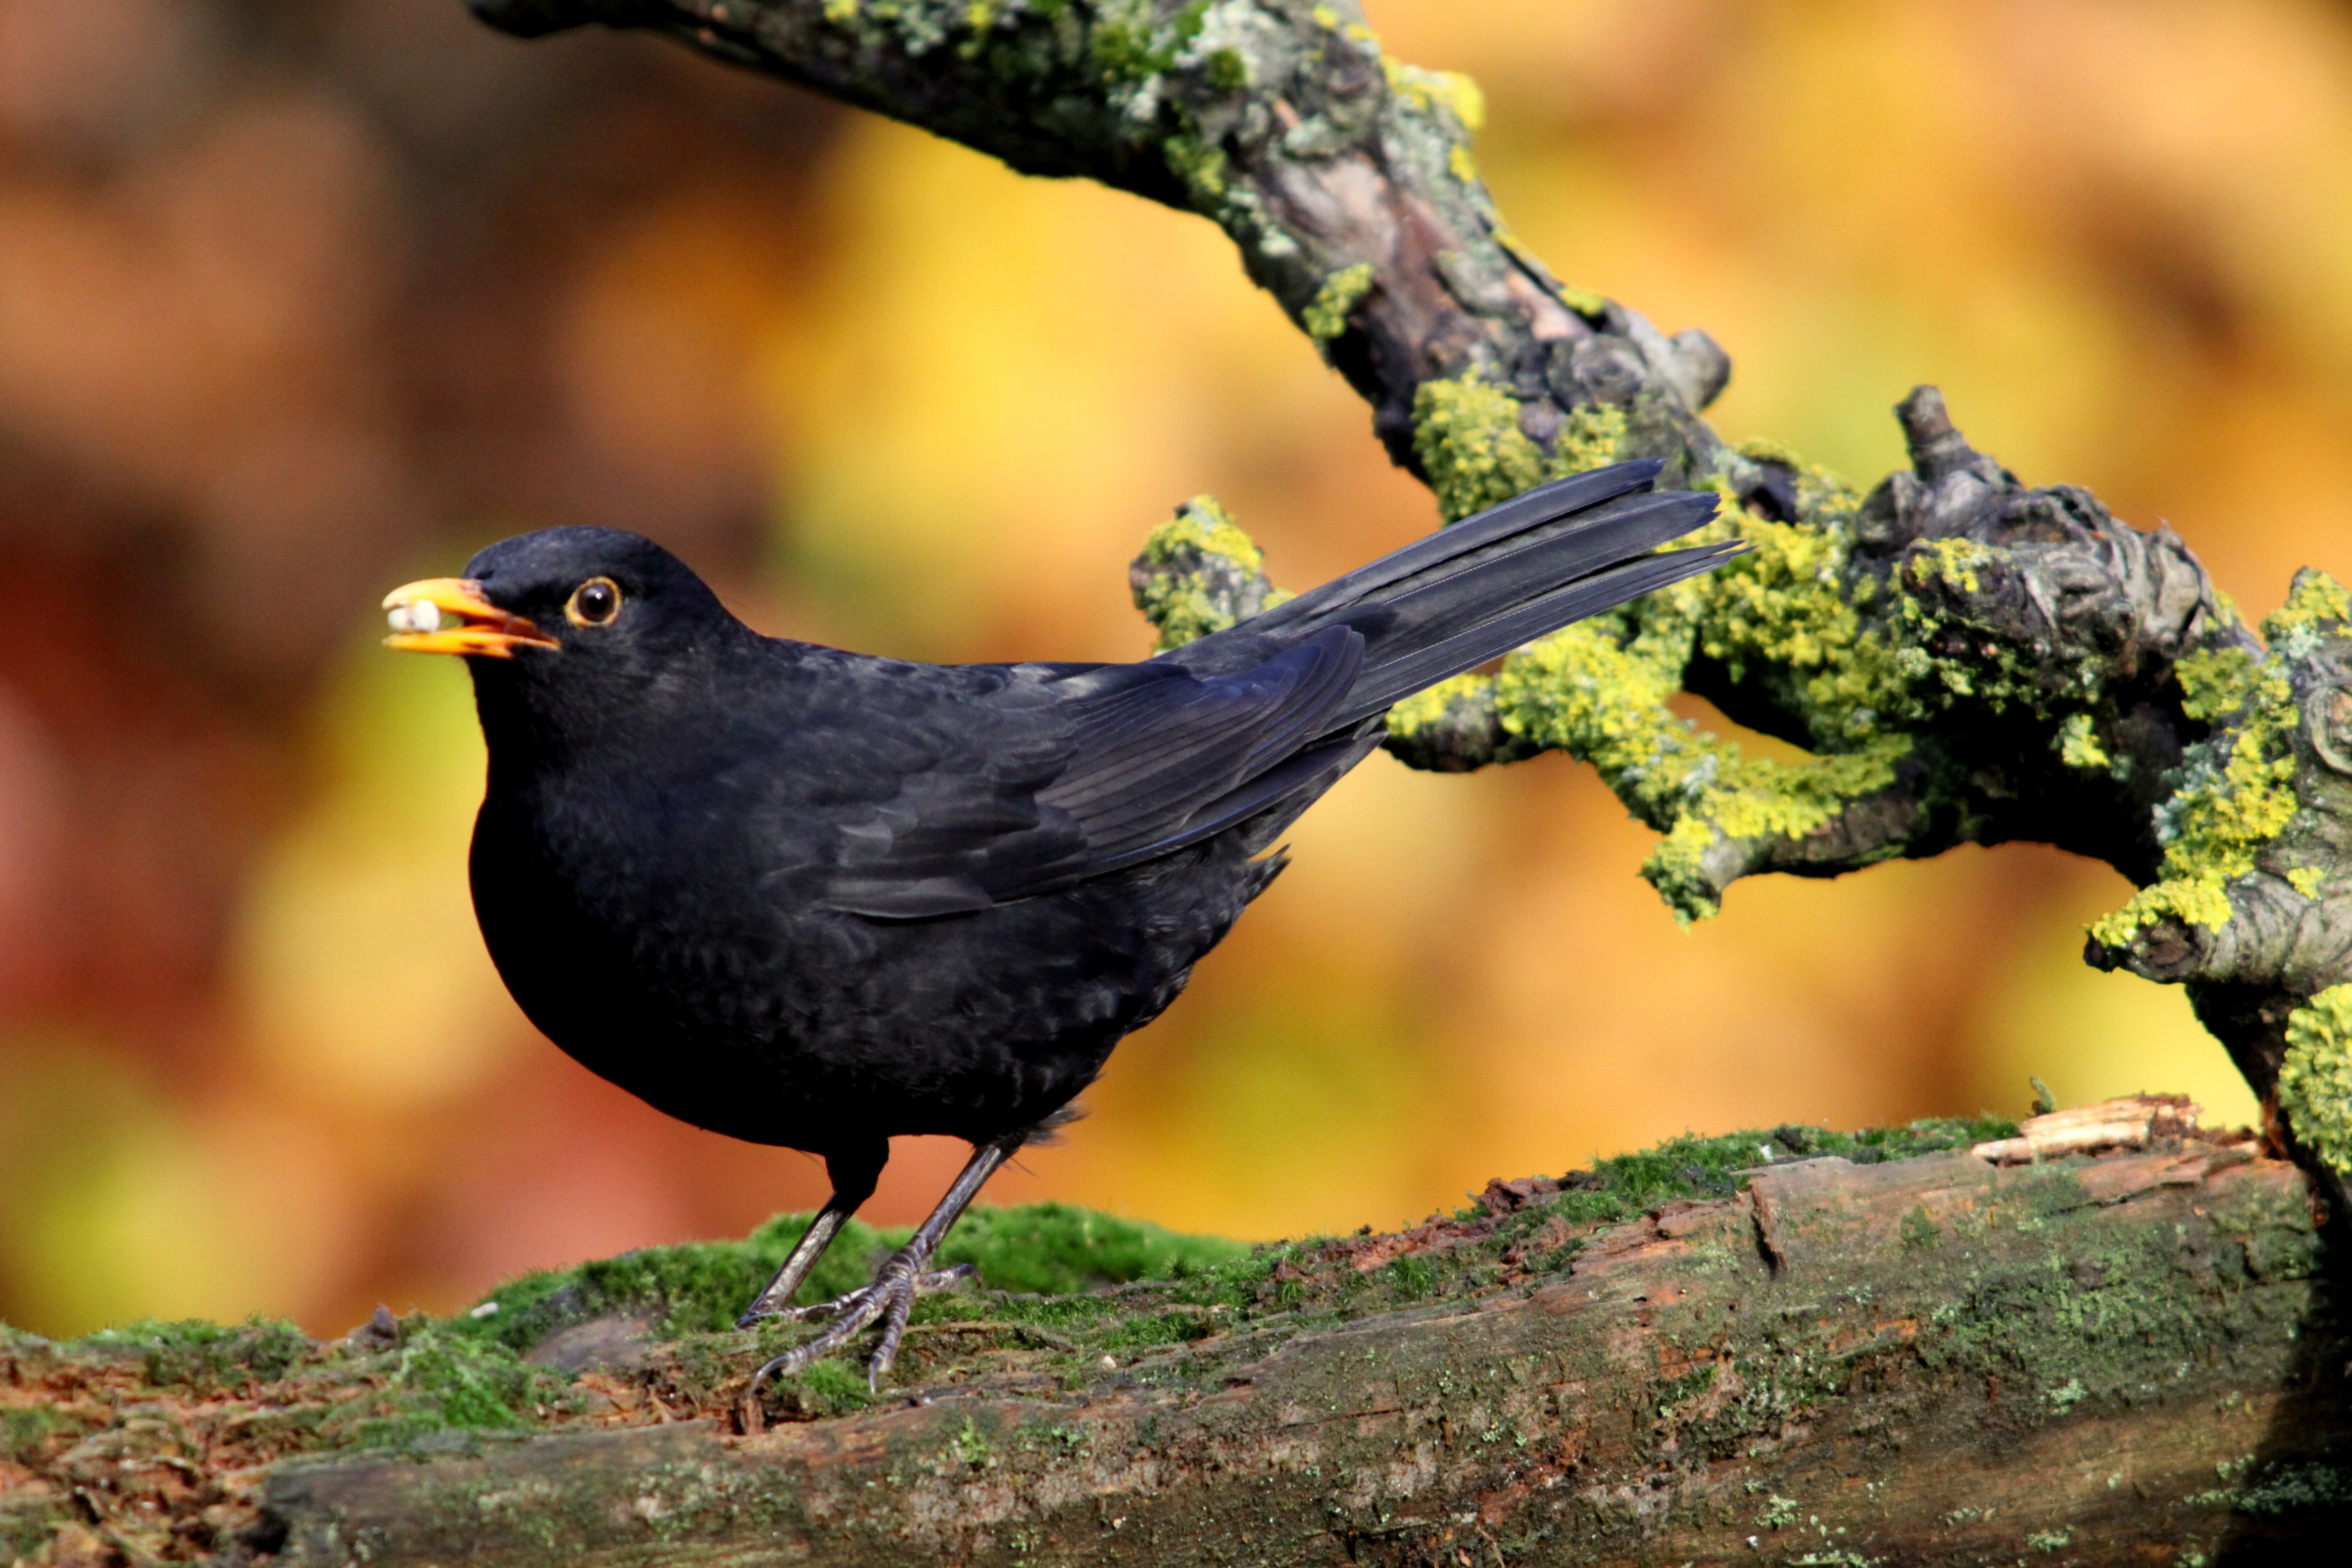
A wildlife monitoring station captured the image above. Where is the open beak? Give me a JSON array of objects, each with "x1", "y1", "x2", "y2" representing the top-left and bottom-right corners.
[{"x1": 381, "y1": 578, "x2": 560, "y2": 658}]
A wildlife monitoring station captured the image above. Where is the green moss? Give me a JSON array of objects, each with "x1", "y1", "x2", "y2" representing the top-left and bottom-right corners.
[
  {"x1": 786, "y1": 1356, "x2": 876, "y2": 1418},
  {"x1": 1205, "y1": 46, "x2": 1247, "y2": 93},
  {"x1": 1485, "y1": 1117, "x2": 2014, "y2": 1234},
  {"x1": 80, "y1": 1316, "x2": 309, "y2": 1391},
  {"x1": 931, "y1": 1201, "x2": 1248, "y2": 1293},
  {"x1": 456, "y1": 1216, "x2": 860, "y2": 1350},
  {"x1": 2278, "y1": 984, "x2": 2352, "y2": 1174},
  {"x1": 2087, "y1": 578, "x2": 2339, "y2": 950},
  {"x1": 1131, "y1": 495, "x2": 1290, "y2": 651},
  {"x1": 1303, "y1": 262, "x2": 1373, "y2": 343},
  {"x1": 458, "y1": 1201, "x2": 1240, "y2": 1357},
  {"x1": 1, "y1": 1405, "x2": 64, "y2": 1465},
  {"x1": 377, "y1": 1322, "x2": 554, "y2": 1437},
  {"x1": 0, "y1": 1496, "x2": 61, "y2": 1564}
]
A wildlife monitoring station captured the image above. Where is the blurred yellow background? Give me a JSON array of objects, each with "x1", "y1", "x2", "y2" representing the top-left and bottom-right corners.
[{"x1": 2, "y1": 0, "x2": 2342, "y2": 1338}]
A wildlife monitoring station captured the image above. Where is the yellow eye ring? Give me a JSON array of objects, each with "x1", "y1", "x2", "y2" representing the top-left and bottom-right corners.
[{"x1": 567, "y1": 577, "x2": 622, "y2": 628}]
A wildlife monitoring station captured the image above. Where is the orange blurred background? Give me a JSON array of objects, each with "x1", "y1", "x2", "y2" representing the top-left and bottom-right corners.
[{"x1": 1, "y1": 0, "x2": 2343, "y2": 1338}]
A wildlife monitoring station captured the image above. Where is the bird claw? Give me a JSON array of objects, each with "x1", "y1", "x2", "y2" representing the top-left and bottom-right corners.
[{"x1": 744, "y1": 1257, "x2": 978, "y2": 1393}]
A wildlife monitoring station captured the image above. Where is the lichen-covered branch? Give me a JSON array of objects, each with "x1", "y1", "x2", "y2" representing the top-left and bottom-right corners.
[{"x1": 465, "y1": 1, "x2": 2352, "y2": 1187}]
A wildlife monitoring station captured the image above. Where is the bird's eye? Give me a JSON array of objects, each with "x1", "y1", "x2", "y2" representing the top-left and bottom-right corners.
[{"x1": 567, "y1": 577, "x2": 622, "y2": 628}]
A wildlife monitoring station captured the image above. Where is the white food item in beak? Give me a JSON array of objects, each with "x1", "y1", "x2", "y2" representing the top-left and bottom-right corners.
[{"x1": 388, "y1": 600, "x2": 442, "y2": 634}]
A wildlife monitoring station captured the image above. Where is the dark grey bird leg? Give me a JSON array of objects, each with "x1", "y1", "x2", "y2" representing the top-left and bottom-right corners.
[
  {"x1": 749, "y1": 1130, "x2": 1024, "y2": 1391},
  {"x1": 735, "y1": 1141, "x2": 885, "y2": 1327}
]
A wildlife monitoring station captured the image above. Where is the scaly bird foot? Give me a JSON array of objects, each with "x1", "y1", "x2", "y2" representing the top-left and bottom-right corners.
[{"x1": 744, "y1": 1252, "x2": 976, "y2": 1391}]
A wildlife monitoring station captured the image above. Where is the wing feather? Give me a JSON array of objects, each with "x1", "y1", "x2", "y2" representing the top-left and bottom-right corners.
[{"x1": 814, "y1": 627, "x2": 1364, "y2": 917}]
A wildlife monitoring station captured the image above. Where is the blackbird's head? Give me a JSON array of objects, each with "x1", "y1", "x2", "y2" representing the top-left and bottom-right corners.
[{"x1": 380, "y1": 527, "x2": 737, "y2": 690}]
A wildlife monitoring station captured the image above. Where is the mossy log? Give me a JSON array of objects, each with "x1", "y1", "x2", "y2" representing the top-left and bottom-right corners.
[{"x1": 6, "y1": 1111, "x2": 2348, "y2": 1565}]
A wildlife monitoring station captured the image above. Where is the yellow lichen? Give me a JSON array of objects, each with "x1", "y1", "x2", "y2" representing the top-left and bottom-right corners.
[
  {"x1": 2264, "y1": 570, "x2": 2352, "y2": 640},
  {"x1": 1303, "y1": 263, "x2": 1374, "y2": 343},
  {"x1": 1734, "y1": 437, "x2": 1809, "y2": 469},
  {"x1": 1411, "y1": 374, "x2": 1551, "y2": 523},
  {"x1": 1908, "y1": 537, "x2": 1993, "y2": 596},
  {"x1": 1555, "y1": 403, "x2": 1628, "y2": 479},
  {"x1": 1132, "y1": 495, "x2": 1271, "y2": 652},
  {"x1": 2176, "y1": 646, "x2": 2262, "y2": 721},
  {"x1": 1381, "y1": 59, "x2": 1485, "y2": 132},
  {"x1": 1447, "y1": 144, "x2": 1477, "y2": 184},
  {"x1": 1493, "y1": 607, "x2": 1911, "y2": 924},
  {"x1": 1384, "y1": 672, "x2": 1491, "y2": 740},
  {"x1": 1691, "y1": 490, "x2": 1896, "y2": 746},
  {"x1": 2057, "y1": 713, "x2": 2111, "y2": 772},
  {"x1": 1557, "y1": 284, "x2": 1609, "y2": 318},
  {"x1": 2279, "y1": 985, "x2": 2352, "y2": 1174},
  {"x1": 2095, "y1": 570, "x2": 2352, "y2": 944},
  {"x1": 824, "y1": 0, "x2": 858, "y2": 22},
  {"x1": 1398, "y1": 414, "x2": 1913, "y2": 920},
  {"x1": 1410, "y1": 373, "x2": 1625, "y2": 524}
]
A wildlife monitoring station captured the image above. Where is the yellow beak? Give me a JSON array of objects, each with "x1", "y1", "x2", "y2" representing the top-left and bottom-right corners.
[{"x1": 381, "y1": 578, "x2": 560, "y2": 658}]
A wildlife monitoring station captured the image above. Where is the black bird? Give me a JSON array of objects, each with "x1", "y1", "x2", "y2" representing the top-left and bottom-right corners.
[{"x1": 381, "y1": 460, "x2": 1729, "y2": 1385}]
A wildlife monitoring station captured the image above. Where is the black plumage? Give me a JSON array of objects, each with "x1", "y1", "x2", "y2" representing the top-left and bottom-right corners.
[{"x1": 384, "y1": 459, "x2": 1730, "y2": 1383}]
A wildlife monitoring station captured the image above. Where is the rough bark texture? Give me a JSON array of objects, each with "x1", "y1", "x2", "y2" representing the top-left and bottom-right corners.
[
  {"x1": 267, "y1": 1144, "x2": 2351, "y2": 1567},
  {"x1": 9, "y1": 1116, "x2": 2342, "y2": 1566},
  {"x1": 458, "y1": 0, "x2": 2352, "y2": 1202},
  {"x1": 278, "y1": 1147, "x2": 2348, "y2": 1568}
]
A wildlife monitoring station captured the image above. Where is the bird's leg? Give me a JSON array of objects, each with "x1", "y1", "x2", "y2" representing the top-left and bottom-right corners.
[
  {"x1": 735, "y1": 1142, "x2": 886, "y2": 1327},
  {"x1": 749, "y1": 1131, "x2": 1023, "y2": 1391}
]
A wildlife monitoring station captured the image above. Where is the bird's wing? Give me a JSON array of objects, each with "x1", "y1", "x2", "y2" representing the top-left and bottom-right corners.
[{"x1": 814, "y1": 627, "x2": 1364, "y2": 919}]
